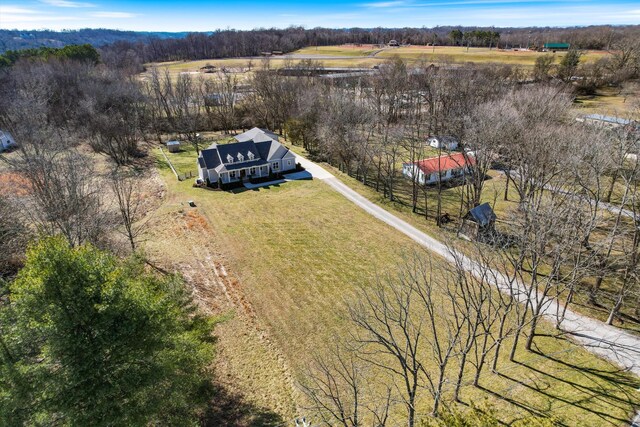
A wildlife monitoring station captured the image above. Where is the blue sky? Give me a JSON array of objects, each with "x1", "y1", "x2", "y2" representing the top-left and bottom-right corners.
[{"x1": 1, "y1": 0, "x2": 639, "y2": 31}]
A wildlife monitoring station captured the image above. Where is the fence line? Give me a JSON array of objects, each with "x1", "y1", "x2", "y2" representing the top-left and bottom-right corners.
[
  {"x1": 177, "y1": 170, "x2": 196, "y2": 181},
  {"x1": 159, "y1": 147, "x2": 179, "y2": 180}
]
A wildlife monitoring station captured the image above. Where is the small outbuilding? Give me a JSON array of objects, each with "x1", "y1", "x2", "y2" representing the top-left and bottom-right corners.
[
  {"x1": 167, "y1": 140, "x2": 181, "y2": 153},
  {"x1": 543, "y1": 42, "x2": 570, "y2": 52},
  {"x1": 0, "y1": 130, "x2": 16, "y2": 152},
  {"x1": 388, "y1": 40, "x2": 400, "y2": 47},
  {"x1": 459, "y1": 202, "x2": 497, "y2": 242},
  {"x1": 428, "y1": 135, "x2": 459, "y2": 151}
]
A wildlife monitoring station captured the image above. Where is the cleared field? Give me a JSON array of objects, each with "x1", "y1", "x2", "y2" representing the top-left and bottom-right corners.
[
  {"x1": 149, "y1": 146, "x2": 639, "y2": 425},
  {"x1": 375, "y1": 45, "x2": 610, "y2": 66},
  {"x1": 295, "y1": 44, "x2": 381, "y2": 56},
  {"x1": 575, "y1": 86, "x2": 640, "y2": 119}
]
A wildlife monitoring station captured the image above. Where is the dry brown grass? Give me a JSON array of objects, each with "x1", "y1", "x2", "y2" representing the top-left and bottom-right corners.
[{"x1": 0, "y1": 172, "x2": 31, "y2": 196}]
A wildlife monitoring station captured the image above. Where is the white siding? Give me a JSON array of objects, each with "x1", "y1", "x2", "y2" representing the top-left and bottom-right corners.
[
  {"x1": 282, "y1": 158, "x2": 296, "y2": 172},
  {"x1": 207, "y1": 168, "x2": 219, "y2": 183}
]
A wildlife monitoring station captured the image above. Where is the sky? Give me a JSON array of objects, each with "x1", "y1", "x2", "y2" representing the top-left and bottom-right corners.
[{"x1": 1, "y1": 0, "x2": 639, "y2": 32}]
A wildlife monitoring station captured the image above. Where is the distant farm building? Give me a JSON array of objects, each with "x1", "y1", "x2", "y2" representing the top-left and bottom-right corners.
[
  {"x1": 543, "y1": 42, "x2": 570, "y2": 51},
  {"x1": 0, "y1": 130, "x2": 16, "y2": 152},
  {"x1": 388, "y1": 40, "x2": 400, "y2": 47},
  {"x1": 577, "y1": 114, "x2": 637, "y2": 130},
  {"x1": 197, "y1": 128, "x2": 296, "y2": 187},
  {"x1": 459, "y1": 202, "x2": 497, "y2": 241},
  {"x1": 166, "y1": 140, "x2": 181, "y2": 153},
  {"x1": 428, "y1": 135, "x2": 459, "y2": 151},
  {"x1": 402, "y1": 152, "x2": 475, "y2": 185},
  {"x1": 199, "y1": 64, "x2": 216, "y2": 73}
]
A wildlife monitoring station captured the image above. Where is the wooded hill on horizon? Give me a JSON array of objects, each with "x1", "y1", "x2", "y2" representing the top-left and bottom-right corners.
[{"x1": 2, "y1": 25, "x2": 639, "y2": 57}]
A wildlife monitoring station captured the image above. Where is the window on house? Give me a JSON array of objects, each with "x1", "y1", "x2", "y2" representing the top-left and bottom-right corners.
[
  {"x1": 248, "y1": 151, "x2": 255, "y2": 160},
  {"x1": 287, "y1": 160, "x2": 292, "y2": 166},
  {"x1": 237, "y1": 153, "x2": 244, "y2": 162},
  {"x1": 272, "y1": 162, "x2": 279, "y2": 170},
  {"x1": 226, "y1": 154, "x2": 234, "y2": 163},
  {"x1": 230, "y1": 171, "x2": 236, "y2": 178},
  {"x1": 250, "y1": 167, "x2": 256, "y2": 175}
]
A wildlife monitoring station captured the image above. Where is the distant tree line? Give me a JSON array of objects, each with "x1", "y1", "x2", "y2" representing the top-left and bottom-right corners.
[
  {"x1": 3, "y1": 26, "x2": 638, "y2": 66},
  {"x1": 448, "y1": 29, "x2": 501, "y2": 47},
  {"x1": 96, "y1": 25, "x2": 639, "y2": 64},
  {"x1": 0, "y1": 28, "x2": 189, "y2": 52},
  {"x1": 0, "y1": 44, "x2": 99, "y2": 68}
]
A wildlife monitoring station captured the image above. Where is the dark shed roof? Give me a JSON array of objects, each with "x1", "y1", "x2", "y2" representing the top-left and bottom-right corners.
[{"x1": 467, "y1": 203, "x2": 497, "y2": 227}]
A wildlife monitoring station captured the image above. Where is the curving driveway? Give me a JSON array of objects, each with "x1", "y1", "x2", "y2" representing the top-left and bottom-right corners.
[{"x1": 294, "y1": 153, "x2": 640, "y2": 379}]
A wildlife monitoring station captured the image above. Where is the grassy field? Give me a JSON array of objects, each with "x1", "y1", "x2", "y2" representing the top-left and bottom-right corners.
[
  {"x1": 295, "y1": 44, "x2": 380, "y2": 56},
  {"x1": 148, "y1": 145, "x2": 639, "y2": 425},
  {"x1": 305, "y1": 149, "x2": 640, "y2": 336},
  {"x1": 375, "y1": 45, "x2": 610, "y2": 66},
  {"x1": 575, "y1": 86, "x2": 640, "y2": 119},
  {"x1": 144, "y1": 44, "x2": 630, "y2": 117}
]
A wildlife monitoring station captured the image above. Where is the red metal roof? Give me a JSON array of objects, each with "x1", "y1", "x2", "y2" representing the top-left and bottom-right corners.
[{"x1": 412, "y1": 152, "x2": 475, "y2": 175}]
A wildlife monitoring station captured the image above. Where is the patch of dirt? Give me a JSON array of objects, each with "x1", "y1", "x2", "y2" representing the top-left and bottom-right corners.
[
  {"x1": 144, "y1": 203, "x2": 298, "y2": 421},
  {"x1": 0, "y1": 172, "x2": 31, "y2": 196}
]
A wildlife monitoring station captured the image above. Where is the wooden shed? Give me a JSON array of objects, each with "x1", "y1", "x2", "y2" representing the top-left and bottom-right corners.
[
  {"x1": 459, "y1": 202, "x2": 497, "y2": 242},
  {"x1": 167, "y1": 140, "x2": 181, "y2": 153}
]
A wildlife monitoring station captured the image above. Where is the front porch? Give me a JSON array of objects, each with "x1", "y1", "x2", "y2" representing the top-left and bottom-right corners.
[{"x1": 220, "y1": 164, "x2": 270, "y2": 184}]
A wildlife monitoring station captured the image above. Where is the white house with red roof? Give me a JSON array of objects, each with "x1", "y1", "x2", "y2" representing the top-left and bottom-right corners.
[{"x1": 402, "y1": 152, "x2": 475, "y2": 185}]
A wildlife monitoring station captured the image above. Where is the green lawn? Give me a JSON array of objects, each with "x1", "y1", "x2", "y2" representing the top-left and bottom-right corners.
[
  {"x1": 147, "y1": 146, "x2": 639, "y2": 425},
  {"x1": 163, "y1": 144, "x2": 199, "y2": 176},
  {"x1": 295, "y1": 45, "x2": 380, "y2": 56}
]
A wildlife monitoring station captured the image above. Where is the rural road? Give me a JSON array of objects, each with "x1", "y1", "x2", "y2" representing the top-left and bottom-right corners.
[{"x1": 294, "y1": 154, "x2": 640, "y2": 379}]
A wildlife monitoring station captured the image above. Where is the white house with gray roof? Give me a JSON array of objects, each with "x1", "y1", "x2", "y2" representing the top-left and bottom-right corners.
[{"x1": 197, "y1": 128, "x2": 296, "y2": 185}]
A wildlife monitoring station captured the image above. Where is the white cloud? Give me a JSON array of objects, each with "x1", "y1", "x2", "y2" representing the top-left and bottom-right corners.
[
  {"x1": 364, "y1": 1, "x2": 408, "y2": 8},
  {"x1": 40, "y1": 0, "x2": 95, "y2": 7},
  {"x1": 0, "y1": 6, "x2": 40, "y2": 15},
  {"x1": 0, "y1": 14, "x2": 80, "y2": 23},
  {"x1": 90, "y1": 11, "x2": 137, "y2": 18}
]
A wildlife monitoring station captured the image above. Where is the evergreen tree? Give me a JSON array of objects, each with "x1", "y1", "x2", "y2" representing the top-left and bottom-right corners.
[{"x1": 0, "y1": 237, "x2": 218, "y2": 426}]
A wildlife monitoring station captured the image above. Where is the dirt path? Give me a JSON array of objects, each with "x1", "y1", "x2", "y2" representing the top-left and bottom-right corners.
[{"x1": 144, "y1": 189, "x2": 298, "y2": 424}]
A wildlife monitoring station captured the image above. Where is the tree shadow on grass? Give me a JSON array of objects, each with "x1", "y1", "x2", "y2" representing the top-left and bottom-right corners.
[
  {"x1": 482, "y1": 338, "x2": 639, "y2": 426},
  {"x1": 203, "y1": 384, "x2": 284, "y2": 427}
]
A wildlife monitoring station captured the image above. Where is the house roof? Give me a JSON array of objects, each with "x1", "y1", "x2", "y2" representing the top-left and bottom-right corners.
[
  {"x1": 198, "y1": 127, "x2": 291, "y2": 171},
  {"x1": 409, "y1": 152, "x2": 475, "y2": 176},
  {"x1": 217, "y1": 159, "x2": 268, "y2": 172},
  {"x1": 234, "y1": 127, "x2": 279, "y2": 143},
  {"x1": 467, "y1": 203, "x2": 497, "y2": 227},
  {"x1": 544, "y1": 43, "x2": 570, "y2": 49},
  {"x1": 216, "y1": 140, "x2": 260, "y2": 163},
  {"x1": 429, "y1": 135, "x2": 458, "y2": 145},
  {"x1": 255, "y1": 140, "x2": 291, "y2": 160},
  {"x1": 200, "y1": 147, "x2": 221, "y2": 169},
  {"x1": 167, "y1": 140, "x2": 180, "y2": 146}
]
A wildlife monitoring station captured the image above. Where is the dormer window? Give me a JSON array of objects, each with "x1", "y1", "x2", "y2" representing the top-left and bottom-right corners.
[
  {"x1": 226, "y1": 154, "x2": 234, "y2": 164},
  {"x1": 237, "y1": 153, "x2": 244, "y2": 162},
  {"x1": 247, "y1": 151, "x2": 254, "y2": 161}
]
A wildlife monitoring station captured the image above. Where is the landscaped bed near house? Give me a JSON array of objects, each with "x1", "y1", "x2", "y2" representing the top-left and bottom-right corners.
[{"x1": 143, "y1": 149, "x2": 640, "y2": 425}]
